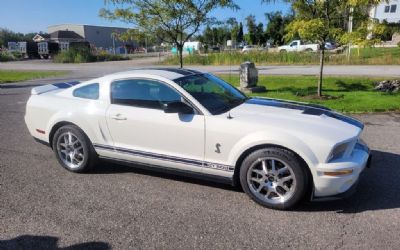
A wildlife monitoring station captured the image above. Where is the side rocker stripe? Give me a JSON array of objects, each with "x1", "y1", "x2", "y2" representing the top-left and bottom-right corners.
[{"x1": 93, "y1": 144, "x2": 234, "y2": 172}]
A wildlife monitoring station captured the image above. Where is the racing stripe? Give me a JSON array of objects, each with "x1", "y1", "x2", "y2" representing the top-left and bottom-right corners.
[{"x1": 246, "y1": 98, "x2": 364, "y2": 129}]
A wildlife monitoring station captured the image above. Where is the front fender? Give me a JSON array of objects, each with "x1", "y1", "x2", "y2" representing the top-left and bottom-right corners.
[{"x1": 227, "y1": 130, "x2": 319, "y2": 174}]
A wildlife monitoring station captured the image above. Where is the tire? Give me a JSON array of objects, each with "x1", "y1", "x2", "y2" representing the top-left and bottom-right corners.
[
  {"x1": 279, "y1": 49, "x2": 286, "y2": 53},
  {"x1": 52, "y1": 125, "x2": 98, "y2": 173},
  {"x1": 239, "y1": 147, "x2": 308, "y2": 210},
  {"x1": 305, "y1": 48, "x2": 313, "y2": 52}
]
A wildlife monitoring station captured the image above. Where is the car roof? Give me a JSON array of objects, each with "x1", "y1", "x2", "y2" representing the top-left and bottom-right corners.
[{"x1": 104, "y1": 68, "x2": 205, "y2": 81}]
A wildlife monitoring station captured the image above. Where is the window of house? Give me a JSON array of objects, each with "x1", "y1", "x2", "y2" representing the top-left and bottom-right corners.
[
  {"x1": 73, "y1": 83, "x2": 99, "y2": 100},
  {"x1": 390, "y1": 4, "x2": 397, "y2": 13},
  {"x1": 384, "y1": 5, "x2": 390, "y2": 13},
  {"x1": 111, "y1": 79, "x2": 182, "y2": 109}
]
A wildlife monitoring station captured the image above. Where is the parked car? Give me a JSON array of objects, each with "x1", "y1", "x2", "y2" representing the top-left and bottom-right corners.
[
  {"x1": 211, "y1": 46, "x2": 220, "y2": 52},
  {"x1": 324, "y1": 41, "x2": 338, "y2": 50},
  {"x1": 278, "y1": 40, "x2": 319, "y2": 52},
  {"x1": 25, "y1": 69, "x2": 371, "y2": 210},
  {"x1": 241, "y1": 45, "x2": 267, "y2": 53}
]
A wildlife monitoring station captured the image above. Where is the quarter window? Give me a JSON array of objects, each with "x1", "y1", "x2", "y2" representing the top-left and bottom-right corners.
[
  {"x1": 111, "y1": 79, "x2": 182, "y2": 109},
  {"x1": 73, "y1": 83, "x2": 99, "y2": 100}
]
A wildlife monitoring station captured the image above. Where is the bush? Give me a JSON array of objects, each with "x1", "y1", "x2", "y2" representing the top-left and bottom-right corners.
[
  {"x1": 54, "y1": 47, "x2": 95, "y2": 63},
  {"x1": 0, "y1": 51, "x2": 15, "y2": 62},
  {"x1": 397, "y1": 41, "x2": 400, "y2": 48},
  {"x1": 54, "y1": 47, "x2": 128, "y2": 63}
]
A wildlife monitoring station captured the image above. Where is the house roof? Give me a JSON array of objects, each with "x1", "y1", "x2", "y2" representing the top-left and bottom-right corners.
[{"x1": 49, "y1": 30, "x2": 84, "y2": 40}]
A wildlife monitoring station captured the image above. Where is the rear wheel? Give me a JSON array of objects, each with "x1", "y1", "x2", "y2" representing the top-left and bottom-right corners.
[
  {"x1": 52, "y1": 125, "x2": 97, "y2": 173},
  {"x1": 239, "y1": 147, "x2": 308, "y2": 210}
]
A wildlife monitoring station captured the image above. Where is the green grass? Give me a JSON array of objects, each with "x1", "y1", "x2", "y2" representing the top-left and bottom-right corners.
[
  {"x1": 163, "y1": 47, "x2": 400, "y2": 66},
  {"x1": 218, "y1": 74, "x2": 400, "y2": 113},
  {"x1": 0, "y1": 70, "x2": 67, "y2": 84}
]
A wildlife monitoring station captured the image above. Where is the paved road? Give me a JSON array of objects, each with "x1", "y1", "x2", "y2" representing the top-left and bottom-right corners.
[
  {"x1": 2, "y1": 59, "x2": 400, "y2": 77},
  {"x1": 1, "y1": 75, "x2": 400, "y2": 249}
]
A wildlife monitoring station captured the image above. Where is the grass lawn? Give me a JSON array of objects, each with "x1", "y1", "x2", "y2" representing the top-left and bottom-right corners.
[
  {"x1": 0, "y1": 70, "x2": 66, "y2": 84},
  {"x1": 218, "y1": 74, "x2": 400, "y2": 113}
]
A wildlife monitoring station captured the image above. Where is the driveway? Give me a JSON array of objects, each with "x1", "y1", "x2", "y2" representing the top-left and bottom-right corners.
[
  {"x1": 1, "y1": 75, "x2": 400, "y2": 249},
  {"x1": 1, "y1": 59, "x2": 400, "y2": 77}
]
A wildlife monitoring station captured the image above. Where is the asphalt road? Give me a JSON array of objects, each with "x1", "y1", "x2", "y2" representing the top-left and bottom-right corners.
[
  {"x1": 2, "y1": 59, "x2": 400, "y2": 77},
  {"x1": 1, "y1": 74, "x2": 400, "y2": 249}
]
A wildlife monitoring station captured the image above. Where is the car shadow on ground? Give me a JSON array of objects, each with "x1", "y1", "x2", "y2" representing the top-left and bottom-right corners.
[
  {"x1": 91, "y1": 149, "x2": 400, "y2": 212},
  {"x1": 297, "y1": 150, "x2": 400, "y2": 213},
  {"x1": 0, "y1": 235, "x2": 110, "y2": 250}
]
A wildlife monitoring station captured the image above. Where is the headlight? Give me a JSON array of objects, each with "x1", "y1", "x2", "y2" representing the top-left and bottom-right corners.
[{"x1": 327, "y1": 142, "x2": 350, "y2": 162}]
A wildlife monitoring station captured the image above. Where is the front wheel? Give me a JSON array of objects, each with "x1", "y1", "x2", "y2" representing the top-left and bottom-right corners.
[
  {"x1": 239, "y1": 147, "x2": 308, "y2": 210},
  {"x1": 52, "y1": 125, "x2": 98, "y2": 173}
]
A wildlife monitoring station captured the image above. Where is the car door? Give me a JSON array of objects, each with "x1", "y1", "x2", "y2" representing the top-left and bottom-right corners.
[{"x1": 104, "y1": 78, "x2": 205, "y2": 173}]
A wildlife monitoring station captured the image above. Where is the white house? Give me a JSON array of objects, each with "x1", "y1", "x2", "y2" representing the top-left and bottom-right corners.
[{"x1": 369, "y1": 0, "x2": 400, "y2": 23}]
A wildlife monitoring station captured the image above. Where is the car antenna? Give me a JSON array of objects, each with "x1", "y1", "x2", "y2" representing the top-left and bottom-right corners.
[{"x1": 227, "y1": 111, "x2": 233, "y2": 119}]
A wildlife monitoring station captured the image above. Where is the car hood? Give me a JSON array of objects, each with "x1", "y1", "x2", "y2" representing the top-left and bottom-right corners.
[{"x1": 229, "y1": 97, "x2": 363, "y2": 144}]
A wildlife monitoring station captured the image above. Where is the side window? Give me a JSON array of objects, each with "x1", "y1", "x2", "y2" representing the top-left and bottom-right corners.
[
  {"x1": 390, "y1": 5, "x2": 397, "y2": 13},
  {"x1": 73, "y1": 83, "x2": 99, "y2": 100},
  {"x1": 384, "y1": 5, "x2": 390, "y2": 13},
  {"x1": 111, "y1": 79, "x2": 181, "y2": 109}
]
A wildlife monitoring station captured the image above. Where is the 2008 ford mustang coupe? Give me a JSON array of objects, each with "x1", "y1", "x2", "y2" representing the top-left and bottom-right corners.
[{"x1": 25, "y1": 68, "x2": 371, "y2": 210}]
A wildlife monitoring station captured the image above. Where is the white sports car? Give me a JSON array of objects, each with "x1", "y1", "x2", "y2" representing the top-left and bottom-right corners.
[{"x1": 25, "y1": 68, "x2": 371, "y2": 210}]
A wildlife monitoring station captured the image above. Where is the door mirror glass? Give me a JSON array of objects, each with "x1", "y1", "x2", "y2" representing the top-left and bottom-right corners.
[{"x1": 163, "y1": 101, "x2": 194, "y2": 114}]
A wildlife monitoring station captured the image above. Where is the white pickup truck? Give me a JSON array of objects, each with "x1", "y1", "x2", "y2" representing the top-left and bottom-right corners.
[{"x1": 278, "y1": 40, "x2": 319, "y2": 52}]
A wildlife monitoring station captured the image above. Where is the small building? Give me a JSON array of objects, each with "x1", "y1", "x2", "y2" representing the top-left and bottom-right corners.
[
  {"x1": 47, "y1": 24, "x2": 135, "y2": 49},
  {"x1": 369, "y1": 0, "x2": 400, "y2": 23}
]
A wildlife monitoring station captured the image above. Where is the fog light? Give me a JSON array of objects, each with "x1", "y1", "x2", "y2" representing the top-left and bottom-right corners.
[{"x1": 323, "y1": 169, "x2": 353, "y2": 176}]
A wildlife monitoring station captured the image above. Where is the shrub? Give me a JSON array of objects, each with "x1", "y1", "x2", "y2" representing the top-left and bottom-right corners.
[
  {"x1": 0, "y1": 51, "x2": 15, "y2": 62},
  {"x1": 54, "y1": 47, "x2": 95, "y2": 63},
  {"x1": 397, "y1": 41, "x2": 400, "y2": 48},
  {"x1": 54, "y1": 47, "x2": 127, "y2": 63}
]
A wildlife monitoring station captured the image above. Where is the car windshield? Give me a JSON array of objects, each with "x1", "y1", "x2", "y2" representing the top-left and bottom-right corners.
[{"x1": 174, "y1": 73, "x2": 248, "y2": 115}]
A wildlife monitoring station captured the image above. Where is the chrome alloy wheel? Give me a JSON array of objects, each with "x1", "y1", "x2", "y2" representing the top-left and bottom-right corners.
[
  {"x1": 56, "y1": 132, "x2": 85, "y2": 169},
  {"x1": 246, "y1": 157, "x2": 296, "y2": 204}
]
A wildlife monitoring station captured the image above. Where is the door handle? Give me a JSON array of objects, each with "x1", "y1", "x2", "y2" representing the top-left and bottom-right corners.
[{"x1": 111, "y1": 114, "x2": 127, "y2": 121}]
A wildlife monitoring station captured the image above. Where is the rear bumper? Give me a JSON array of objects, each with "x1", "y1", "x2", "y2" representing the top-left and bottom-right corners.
[{"x1": 312, "y1": 142, "x2": 370, "y2": 199}]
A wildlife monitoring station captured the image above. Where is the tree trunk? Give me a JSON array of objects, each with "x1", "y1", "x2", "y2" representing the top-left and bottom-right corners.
[
  {"x1": 178, "y1": 44, "x2": 183, "y2": 68},
  {"x1": 317, "y1": 45, "x2": 325, "y2": 97}
]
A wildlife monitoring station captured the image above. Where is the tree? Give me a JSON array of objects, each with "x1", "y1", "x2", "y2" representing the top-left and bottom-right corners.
[
  {"x1": 265, "y1": 11, "x2": 294, "y2": 45},
  {"x1": 264, "y1": 0, "x2": 383, "y2": 97},
  {"x1": 100, "y1": 0, "x2": 238, "y2": 68},
  {"x1": 255, "y1": 23, "x2": 266, "y2": 45},
  {"x1": 237, "y1": 22, "x2": 244, "y2": 43},
  {"x1": 245, "y1": 15, "x2": 257, "y2": 45},
  {"x1": 227, "y1": 18, "x2": 239, "y2": 45}
]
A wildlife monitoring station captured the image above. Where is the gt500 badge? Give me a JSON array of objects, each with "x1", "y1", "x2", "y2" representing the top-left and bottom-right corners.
[{"x1": 204, "y1": 163, "x2": 233, "y2": 172}]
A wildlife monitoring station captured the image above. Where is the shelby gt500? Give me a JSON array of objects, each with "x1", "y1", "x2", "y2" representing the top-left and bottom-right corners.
[{"x1": 25, "y1": 68, "x2": 371, "y2": 209}]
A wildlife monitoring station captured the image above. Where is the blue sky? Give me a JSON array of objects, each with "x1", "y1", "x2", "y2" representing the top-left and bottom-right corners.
[{"x1": 0, "y1": 0, "x2": 290, "y2": 34}]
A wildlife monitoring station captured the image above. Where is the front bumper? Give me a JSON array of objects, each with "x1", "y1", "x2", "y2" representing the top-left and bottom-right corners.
[{"x1": 312, "y1": 142, "x2": 370, "y2": 199}]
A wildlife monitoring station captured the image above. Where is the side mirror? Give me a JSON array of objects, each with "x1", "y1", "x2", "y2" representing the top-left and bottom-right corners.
[{"x1": 163, "y1": 101, "x2": 194, "y2": 114}]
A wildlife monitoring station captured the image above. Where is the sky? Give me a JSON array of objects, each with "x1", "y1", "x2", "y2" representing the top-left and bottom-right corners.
[{"x1": 0, "y1": 0, "x2": 291, "y2": 34}]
